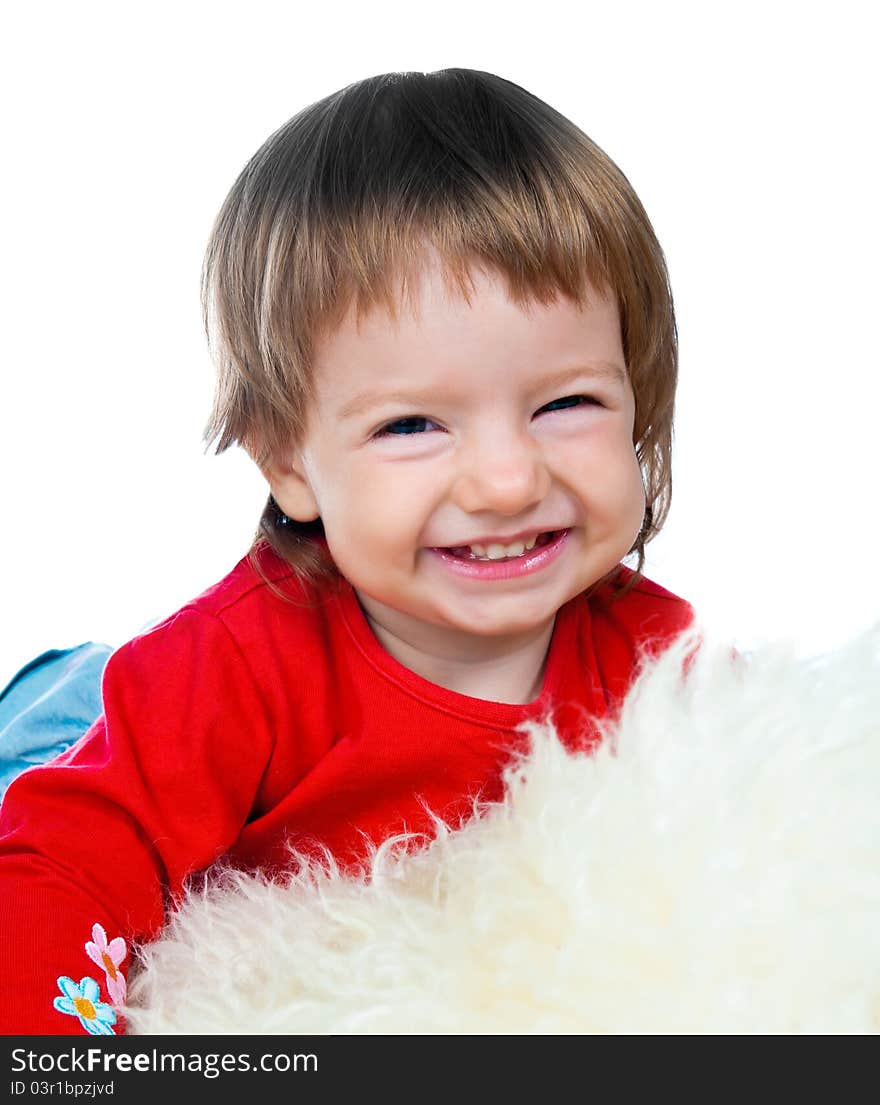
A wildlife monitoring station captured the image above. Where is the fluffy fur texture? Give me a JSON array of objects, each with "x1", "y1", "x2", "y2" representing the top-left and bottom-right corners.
[{"x1": 124, "y1": 620, "x2": 880, "y2": 1034}]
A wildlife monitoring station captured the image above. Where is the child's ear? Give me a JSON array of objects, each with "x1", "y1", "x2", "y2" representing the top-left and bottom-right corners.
[{"x1": 260, "y1": 450, "x2": 321, "y2": 523}]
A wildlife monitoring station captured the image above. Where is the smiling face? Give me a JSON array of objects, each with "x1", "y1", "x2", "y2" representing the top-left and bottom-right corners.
[{"x1": 267, "y1": 256, "x2": 646, "y2": 664}]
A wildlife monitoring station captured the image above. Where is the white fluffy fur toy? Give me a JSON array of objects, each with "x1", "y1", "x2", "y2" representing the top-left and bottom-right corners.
[{"x1": 124, "y1": 620, "x2": 880, "y2": 1034}]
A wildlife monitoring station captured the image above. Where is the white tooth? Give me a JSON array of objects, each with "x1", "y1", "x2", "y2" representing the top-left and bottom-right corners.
[
  {"x1": 524, "y1": 536, "x2": 538, "y2": 551},
  {"x1": 487, "y1": 542, "x2": 526, "y2": 559},
  {"x1": 463, "y1": 538, "x2": 533, "y2": 560}
]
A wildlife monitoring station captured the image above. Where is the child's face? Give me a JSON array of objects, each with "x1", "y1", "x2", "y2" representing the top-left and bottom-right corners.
[{"x1": 269, "y1": 256, "x2": 645, "y2": 654}]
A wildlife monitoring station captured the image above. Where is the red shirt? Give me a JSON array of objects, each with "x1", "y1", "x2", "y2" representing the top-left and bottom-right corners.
[{"x1": 0, "y1": 546, "x2": 694, "y2": 1034}]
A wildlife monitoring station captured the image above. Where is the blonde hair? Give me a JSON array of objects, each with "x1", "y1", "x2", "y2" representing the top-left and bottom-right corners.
[{"x1": 202, "y1": 69, "x2": 678, "y2": 602}]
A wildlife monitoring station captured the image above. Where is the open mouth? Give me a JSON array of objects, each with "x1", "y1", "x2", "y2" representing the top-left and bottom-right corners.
[{"x1": 442, "y1": 531, "x2": 560, "y2": 562}]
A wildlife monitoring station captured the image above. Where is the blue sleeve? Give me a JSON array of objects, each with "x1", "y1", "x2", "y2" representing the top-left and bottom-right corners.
[{"x1": 0, "y1": 643, "x2": 112, "y2": 800}]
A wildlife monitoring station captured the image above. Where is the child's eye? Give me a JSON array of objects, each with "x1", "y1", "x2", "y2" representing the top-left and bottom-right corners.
[
  {"x1": 373, "y1": 416, "x2": 441, "y2": 438},
  {"x1": 538, "y1": 394, "x2": 601, "y2": 414}
]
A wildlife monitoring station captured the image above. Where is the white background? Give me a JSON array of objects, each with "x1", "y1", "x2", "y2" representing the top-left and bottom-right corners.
[{"x1": 1, "y1": 0, "x2": 877, "y2": 686}]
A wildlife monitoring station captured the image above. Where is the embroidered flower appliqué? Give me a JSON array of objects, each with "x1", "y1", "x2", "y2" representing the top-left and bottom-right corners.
[
  {"x1": 53, "y1": 976, "x2": 117, "y2": 1034},
  {"x1": 85, "y1": 923, "x2": 127, "y2": 1006}
]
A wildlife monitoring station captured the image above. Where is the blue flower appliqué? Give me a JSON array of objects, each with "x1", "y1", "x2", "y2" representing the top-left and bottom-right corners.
[{"x1": 53, "y1": 976, "x2": 117, "y2": 1035}]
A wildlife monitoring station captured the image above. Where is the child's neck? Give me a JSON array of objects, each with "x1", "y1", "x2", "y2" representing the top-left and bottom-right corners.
[{"x1": 357, "y1": 598, "x2": 556, "y2": 706}]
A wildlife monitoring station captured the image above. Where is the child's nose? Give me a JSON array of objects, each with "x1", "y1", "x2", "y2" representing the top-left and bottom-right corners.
[{"x1": 451, "y1": 433, "x2": 551, "y2": 516}]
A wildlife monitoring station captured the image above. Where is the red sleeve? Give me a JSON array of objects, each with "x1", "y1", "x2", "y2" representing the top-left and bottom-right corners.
[{"x1": 0, "y1": 608, "x2": 274, "y2": 1035}]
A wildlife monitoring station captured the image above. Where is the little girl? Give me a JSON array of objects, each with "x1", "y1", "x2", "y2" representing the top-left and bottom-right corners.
[{"x1": 0, "y1": 68, "x2": 695, "y2": 1034}]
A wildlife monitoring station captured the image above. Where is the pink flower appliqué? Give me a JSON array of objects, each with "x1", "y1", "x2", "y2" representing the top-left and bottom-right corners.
[{"x1": 84, "y1": 923, "x2": 127, "y2": 1006}]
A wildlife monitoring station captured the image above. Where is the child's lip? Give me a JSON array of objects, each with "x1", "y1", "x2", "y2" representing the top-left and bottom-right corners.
[{"x1": 428, "y1": 528, "x2": 571, "y2": 578}]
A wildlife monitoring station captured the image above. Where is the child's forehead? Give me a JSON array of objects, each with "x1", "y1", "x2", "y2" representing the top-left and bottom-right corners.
[
  {"x1": 345, "y1": 248, "x2": 498, "y2": 330},
  {"x1": 307, "y1": 256, "x2": 624, "y2": 411},
  {"x1": 319, "y1": 247, "x2": 608, "y2": 348}
]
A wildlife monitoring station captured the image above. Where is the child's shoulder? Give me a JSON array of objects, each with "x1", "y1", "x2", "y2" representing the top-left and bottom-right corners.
[
  {"x1": 178, "y1": 543, "x2": 311, "y2": 620},
  {"x1": 96, "y1": 545, "x2": 340, "y2": 728},
  {"x1": 122, "y1": 544, "x2": 333, "y2": 659}
]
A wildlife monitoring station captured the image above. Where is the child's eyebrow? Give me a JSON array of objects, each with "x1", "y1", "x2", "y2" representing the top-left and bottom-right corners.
[{"x1": 338, "y1": 362, "x2": 627, "y2": 421}]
